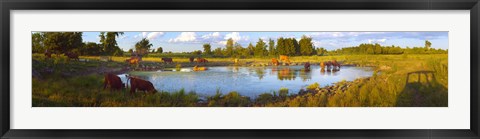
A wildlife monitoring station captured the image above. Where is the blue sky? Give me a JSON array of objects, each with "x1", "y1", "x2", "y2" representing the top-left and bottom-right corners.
[{"x1": 81, "y1": 32, "x2": 448, "y2": 52}]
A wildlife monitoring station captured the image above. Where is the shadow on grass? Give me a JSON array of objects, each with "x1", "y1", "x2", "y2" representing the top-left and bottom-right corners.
[{"x1": 396, "y1": 71, "x2": 448, "y2": 107}]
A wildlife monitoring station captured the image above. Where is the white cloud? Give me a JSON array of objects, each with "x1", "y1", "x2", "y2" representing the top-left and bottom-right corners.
[
  {"x1": 169, "y1": 32, "x2": 197, "y2": 42},
  {"x1": 224, "y1": 32, "x2": 249, "y2": 42},
  {"x1": 146, "y1": 32, "x2": 165, "y2": 40},
  {"x1": 312, "y1": 40, "x2": 322, "y2": 47},
  {"x1": 217, "y1": 41, "x2": 228, "y2": 45},
  {"x1": 202, "y1": 32, "x2": 221, "y2": 39},
  {"x1": 309, "y1": 32, "x2": 385, "y2": 38},
  {"x1": 142, "y1": 32, "x2": 148, "y2": 38},
  {"x1": 368, "y1": 38, "x2": 387, "y2": 44}
]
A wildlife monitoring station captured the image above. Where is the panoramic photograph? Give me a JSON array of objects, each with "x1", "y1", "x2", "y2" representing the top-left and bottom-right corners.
[{"x1": 32, "y1": 31, "x2": 448, "y2": 107}]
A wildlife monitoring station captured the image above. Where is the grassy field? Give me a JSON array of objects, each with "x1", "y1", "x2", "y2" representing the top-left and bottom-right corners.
[{"x1": 32, "y1": 54, "x2": 448, "y2": 107}]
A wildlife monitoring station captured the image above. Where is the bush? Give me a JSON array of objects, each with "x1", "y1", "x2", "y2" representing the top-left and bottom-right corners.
[{"x1": 306, "y1": 82, "x2": 320, "y2": 90}]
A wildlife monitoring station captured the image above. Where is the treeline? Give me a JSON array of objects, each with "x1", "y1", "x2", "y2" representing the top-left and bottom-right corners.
[
  {"x1": 208, "y1": 35, "x2": 327, "y2": 58},
  {"x1": 329, "y1": 41, "x2": 447, "y2": 55},
  {"x1": 32, "y1": 32, "x2": 447, "y2": 58},
  {"x1": 32, "y1": 32, "x2": 125, "y2": 56}
]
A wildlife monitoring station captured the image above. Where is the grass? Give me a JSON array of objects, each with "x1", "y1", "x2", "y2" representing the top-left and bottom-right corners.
[{"x1": 32, "y1": 53, "x2": 448, "y2": 107}]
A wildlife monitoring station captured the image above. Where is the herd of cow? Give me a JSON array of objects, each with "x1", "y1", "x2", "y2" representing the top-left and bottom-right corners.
[
  {"x1": 272, "y1": 55, "x2": 341, "y2": 72},
  {"x1": 104, "y1": 73, "x2": 157, "y2": 94}
]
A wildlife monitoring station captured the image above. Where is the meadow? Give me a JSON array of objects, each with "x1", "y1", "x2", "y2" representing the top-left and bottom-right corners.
[{"x1": 32, "y1": 54, "x2": 448, "y2": 107}]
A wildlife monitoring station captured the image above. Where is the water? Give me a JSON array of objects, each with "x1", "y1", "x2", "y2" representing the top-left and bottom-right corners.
[{"x1": 119, "y1": 65, "x2": 373, "y2": 98}]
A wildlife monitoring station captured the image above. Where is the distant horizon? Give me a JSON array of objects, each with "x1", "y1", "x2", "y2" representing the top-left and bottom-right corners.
[{"x1": 56, "y1": 31, "x2": 448, "y2": 52}]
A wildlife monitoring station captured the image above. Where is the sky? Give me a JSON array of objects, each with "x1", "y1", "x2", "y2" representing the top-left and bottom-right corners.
[{"x1": 80, "y1": 32, "x2": 449, "y2": 52}]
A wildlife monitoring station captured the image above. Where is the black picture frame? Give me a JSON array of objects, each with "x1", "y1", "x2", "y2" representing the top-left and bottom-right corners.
[{"x1": 1, "y1": 0, "x2": 479, "y2": 138}]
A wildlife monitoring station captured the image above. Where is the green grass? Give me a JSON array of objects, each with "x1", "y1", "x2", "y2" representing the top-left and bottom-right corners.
[{"x1": 32, "y1": 54, "x2": 448, "y2": 107}]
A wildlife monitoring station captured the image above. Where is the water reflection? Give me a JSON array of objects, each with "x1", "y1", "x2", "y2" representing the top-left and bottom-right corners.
[{"x1": 121, "y1": 65, "x2": 373, "y2": 97}]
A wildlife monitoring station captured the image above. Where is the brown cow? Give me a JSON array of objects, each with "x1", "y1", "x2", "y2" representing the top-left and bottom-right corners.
[
  {"x1": 196, "y1": 58, "x2": 208, "y2": 63},
  {"x1": 326, "y1": 61, "x2": 333, "y2": 71},
  {"x1": 44, "y1": 50, "x2": 52, "y2": 58},
  {"x1": 331, "y1": 60, "x2": 341, "y2": 71},
  {"x1": 126, "y1": 75, "x2": 157, "y2": 94},
  {"x1": 304, "y1": 62, "x2": 311, "y2": 71},
  {"x1": 64, "y1": 52, "x2": 79, "y2": 61},
  {"x1": 271, "y1": 58, "x2": 279, "y2": 66},
  {"x1": 279, "y1": 55, "x2": 291, "y2": 64},
  {"x1": 126, "y1": 57, "x2": 140, "y2": 65},
  {"x1": 104, "y1": 73, "x2": 124, "y2": 91},
  {"x1": 189, "y1": 57, "x2": 195, "y2": 63},
  {"x1": 161, "y1": 57, "x2": 173, "y2": 63}
]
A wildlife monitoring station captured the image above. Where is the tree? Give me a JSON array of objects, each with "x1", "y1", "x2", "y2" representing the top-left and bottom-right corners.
[
  {"x1": 80, "y1": 42, "x2": 103, "y2": 56},
  {"x1": 157, "y1": 47, "x2": 163, "y2": 53},
  {"x1": 425, "y1": 40, "x2": 432, "y2": 50},
  {"x1": 225, "y1": 38, "x2": 234, "y2": 56},
  {"x1": 247, "y1": 43, "x2": 255, "y2": 56},
  {"x1": 134, "y1": 38, "x2": 153, "y2": 55},
  {"x1": 32, "y1": 32, "x2": 45, "y2": 53},
  {"x1": 254, "y1": 38, "x2": 267, "y2": 57},
  {"x1": 276, "y1": 37, "x2": 286, "y2": 55},
  {"x1": 293, "y1": 38, "x2": 300, "y2": 55},
  {"x1": 233, "y1": 42, "x2": 243, "y2": 57},
  {"x1": 43, "y1": 32, "x2": 83, "y2": 54},
  {"x1": 374, "y1": 43, "x2": 382, "y2": 54},
  {"x1": 283, "y1": 38, "x2": 296, "y2": 56},
  {"x1": 99, "y1": 32, "x2": 124, "y2": 55},
  {"x1": 299, "y1": 35, "x2": 314, "y2": 56},
  {"x1": 192, "y1": 50, "x2": 202, "y2": 55},
  {"x1": 316, "y1": 47, "x2": 327, "y2": 56},
  {"x1": 268, "y1": 39, "x2": 276, "y2": 56},
  {"x1": 213, "y1": 47, "x2": 223, "y2": 57},
  {"x1": 128, "y1": 49, "x2": 134, "y2": 53},
  {"x1": 203, "y1": 43, "x2": 212, "y2": 55}
]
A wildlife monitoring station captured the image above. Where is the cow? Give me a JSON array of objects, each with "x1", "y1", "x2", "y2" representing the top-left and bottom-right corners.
[
  {"x1": 126, "y1": 75, "x2": 157, "y2": 94},
  {"x1": 44, "y1": 50, "x2": 52, "y2": 59},
  {"x1": 196, "y1": 58, "x2": 208, "y2": 63},
  {"x1": 189, "y1": 57, "x2": 195, "y2": 63},
  {"x1": 304, "y1": 62, "x2": 311, "y2": 71},
  {"x1": 331, "y1": 60, "x2": 341, "y2": 71},
  {"x1": 279, "y1": 55, "x2": 291, "y2": 65},
  {"x1": 271, "y1": 58, "x2": 279, "y2": 66},
  {"x1": 104, "y1": 73, "x2": 124, "y2": 91},
  {"x1": 234, "y1": 58, "x2": 239, "y2": 64},
  {"x1": 193, "y1": 65, "x2": 208, "y2": 71},
  {"x1": 126, "y1": 57, "x2": 140, "y2": 65},
  {"x1": 161, "y1": 57, "x2": 173, "y2": 63},
  {"x1": 325, "y1": 61, "x2": 333, "y2": 71},
  {"x1": 64, "y1": 52, "x2": 79, "y2": 61}
]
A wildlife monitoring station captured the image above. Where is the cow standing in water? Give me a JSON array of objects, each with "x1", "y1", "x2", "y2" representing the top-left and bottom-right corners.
[
  {"x1": 320, "y1": 61, "x2": 333, "y2": 72},
  {"x1": 126, "y1": 75, "x2": 157, "y2": 95},
  {"x1": 331, "y1": 60, "x2": 341, "y2": 71},
  {"x1": 304, "y1": 62, "x2": 311, "y2": 71},
  {"x1": 104, "y1": 73, "x2": 124, "y2": 91}
]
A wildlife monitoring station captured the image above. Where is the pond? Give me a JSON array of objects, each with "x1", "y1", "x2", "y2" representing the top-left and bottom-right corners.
[{"x1": 119, "y1": 65, "x2": 373, "y2": 98}]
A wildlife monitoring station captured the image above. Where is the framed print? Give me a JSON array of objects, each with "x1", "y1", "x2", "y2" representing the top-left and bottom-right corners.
[{"x1": 1, "y1": 0, "x2": 479, "y2": 138}]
